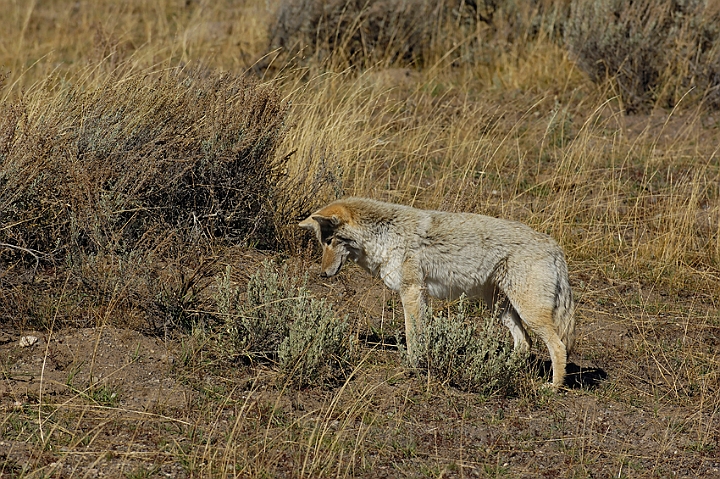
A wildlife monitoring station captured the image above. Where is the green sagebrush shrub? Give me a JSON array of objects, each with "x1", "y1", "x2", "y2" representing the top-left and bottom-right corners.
[
  {"x1": 412, "y1": 296, "x2": 528, "y2": 397},
  {"x1": 216, "y1": 262, "x2": 357, "y2": 388}
]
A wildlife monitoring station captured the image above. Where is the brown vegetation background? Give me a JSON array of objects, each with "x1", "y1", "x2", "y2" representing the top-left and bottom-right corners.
[{"x1": 0, "y1": 0, "x2": 718, "y2": 477}]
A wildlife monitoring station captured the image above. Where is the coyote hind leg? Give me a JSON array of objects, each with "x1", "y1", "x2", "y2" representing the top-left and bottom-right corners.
[
  {"x1": 506, "y1": 295, "x2": 566, "y2": 390},
  {"x1": 521, "y1": 307, "x2": 567, "y2": 390},
  {"x1": 497, "y1": 299, "x2": 532, "y2": 353}
]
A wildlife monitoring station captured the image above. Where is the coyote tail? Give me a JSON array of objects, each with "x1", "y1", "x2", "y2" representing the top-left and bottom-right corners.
[{"x1": 553, "y1": 252, "x2": 576, "y2": 355}]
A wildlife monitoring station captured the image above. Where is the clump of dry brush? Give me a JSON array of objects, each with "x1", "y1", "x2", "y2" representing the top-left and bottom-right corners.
[
  {"x1": 1, "y1": 67, "x2": 287, "y2": 254},
  {"x1": 268, "y1": 0, "x2": 720, "y2": 112},
  {"x1": 0, "y1": 66, "x2": 290, "y2": 330},
  {"x1": 268, "y1": 0, "x2": 484, "y2": 67},
  {"x1": 564, "y1": 0, "x2": 720, "y2": 111}
]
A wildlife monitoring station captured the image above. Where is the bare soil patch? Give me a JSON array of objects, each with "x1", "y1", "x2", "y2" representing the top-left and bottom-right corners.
[{"x1": 1, "y1": 255, "x2": 718, "y2": 478}]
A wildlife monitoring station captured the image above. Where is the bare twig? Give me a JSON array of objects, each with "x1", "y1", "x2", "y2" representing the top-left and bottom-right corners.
[{"x1": 0, "y1": 242, "x2": 46, "y2": 281}]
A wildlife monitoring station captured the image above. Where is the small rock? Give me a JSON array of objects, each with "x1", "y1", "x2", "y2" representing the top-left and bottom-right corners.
[{"x1": 19, "y1": 336, "x2": 39, "y2": 348}]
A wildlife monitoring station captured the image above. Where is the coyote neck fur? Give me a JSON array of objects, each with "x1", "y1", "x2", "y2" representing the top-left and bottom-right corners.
[{"x1": 351, "y1": 219, "x2": 407, "y2": 292}]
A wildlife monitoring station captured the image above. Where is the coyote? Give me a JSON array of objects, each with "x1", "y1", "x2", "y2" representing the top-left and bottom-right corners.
[{"x1": 299, "y1": 197, "x2": 576, "y2": 390}]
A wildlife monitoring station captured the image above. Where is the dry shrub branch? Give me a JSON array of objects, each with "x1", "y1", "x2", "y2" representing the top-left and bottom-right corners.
[
  {"x1": 0, "y1": 65, "x2": 289, "y2": 329},
  {"x1": 566, "y1": 0, "x2": 720, "y2": 111}
]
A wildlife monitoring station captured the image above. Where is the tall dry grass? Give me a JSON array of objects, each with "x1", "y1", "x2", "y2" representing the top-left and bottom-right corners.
[
  {"x1": 0, "y1": 0, "x2": 271, "y2": 97},
  {"x1": 278, "y1": 45, "x2": 720, "y2": 286},
  {"x1": 1, "y1": 0, "x2": 719, "y2": 477}
]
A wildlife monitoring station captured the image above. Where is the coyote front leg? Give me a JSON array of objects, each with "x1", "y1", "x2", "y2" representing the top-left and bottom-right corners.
[{"x1": 400, "y1": 260, "x2": 426, "y2": 367}]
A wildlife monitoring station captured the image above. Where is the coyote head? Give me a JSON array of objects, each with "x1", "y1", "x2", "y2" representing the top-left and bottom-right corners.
[{"x1": 299, "y1": 204, "x2": 359, "y2": 277}]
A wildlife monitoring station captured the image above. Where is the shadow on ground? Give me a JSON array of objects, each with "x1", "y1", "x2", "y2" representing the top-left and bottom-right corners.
[
  {"x1": 359, "y1": 331, "x2": 400, "y2": 350},
  {"x1": 532, "y1": 354, "x2": 607, "y2": 389}
]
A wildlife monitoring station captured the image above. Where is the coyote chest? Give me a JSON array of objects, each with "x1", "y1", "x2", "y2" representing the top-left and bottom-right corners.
[{"x1": 355, "y1": 234, "x2": 405, "y2": 292}]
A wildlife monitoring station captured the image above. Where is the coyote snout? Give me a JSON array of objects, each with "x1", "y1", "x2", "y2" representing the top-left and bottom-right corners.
[{"x1": 299, "y1": 197, "x2": 576, "y2": 390}]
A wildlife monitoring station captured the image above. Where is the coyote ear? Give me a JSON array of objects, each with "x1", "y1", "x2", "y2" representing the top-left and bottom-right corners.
[
  {"x1": 298, "y1": 216, "x2": 319, "y2": 232},
  {"x1": 298, "y1": 215, "x2": 342, "y2": 239},
  {"x1": 311, "y1": 214, "x2": 342, "y2": 231},
  {"x1": 299, "y1": 203, "x2": 352, "y2": 235}
]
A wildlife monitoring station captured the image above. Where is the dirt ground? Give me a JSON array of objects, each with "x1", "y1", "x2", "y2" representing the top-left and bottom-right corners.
[{"x1": 1, "y1": 257, "x2": 719, "y2": 478}]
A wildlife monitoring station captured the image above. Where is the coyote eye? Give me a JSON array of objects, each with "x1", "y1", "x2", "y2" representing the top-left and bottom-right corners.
[{"x1": 323, "y1": 236, "x2": 333, "y2": 245}]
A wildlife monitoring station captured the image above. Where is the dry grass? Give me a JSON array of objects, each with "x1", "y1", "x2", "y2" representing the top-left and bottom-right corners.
[{"x1": 1, "y1": 0, "x2": 719, "y2": 477}]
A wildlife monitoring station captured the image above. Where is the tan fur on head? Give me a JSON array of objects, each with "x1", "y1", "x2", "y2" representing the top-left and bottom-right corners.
[
  {"x1": 298, "y1": 216, "x2": 319, "y2": 233},
  {"x1": 313, "y1": 203, "x2": 357, "y2": 224},
  {"x1": 298, "y1": 203, "x2": 357, "y2": 241},
  {"x1": 299, "y1": 204, "x2": 356, "y2": 227},
  {"x1": 299, "y1": 202, "x2": 360, "y2": 278}
]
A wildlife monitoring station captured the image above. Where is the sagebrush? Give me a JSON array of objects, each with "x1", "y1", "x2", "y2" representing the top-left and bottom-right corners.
[
  {"x1": 217, "y1": 262, "x2": 357, "y2": 388},
  {"x1": 0, "y1": 65, "x2": 288, "y2": 330},
  {"x1": 0, "y1": 67, "x2": 287, "y2": 255},
  {"x1": 565, "y1": 0, "x2": 720, "y2": 110},
  {"x1": 408, "y1": 297, "x2": 529, "y2": 397},
  {"x1": 268, "y1": 0, "x2": 481, "y2": 68}
]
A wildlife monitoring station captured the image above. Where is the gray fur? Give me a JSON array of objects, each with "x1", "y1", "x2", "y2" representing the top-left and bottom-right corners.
[{"x1": 300, "y1": 197, "x2": 576, "y2": 390}]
